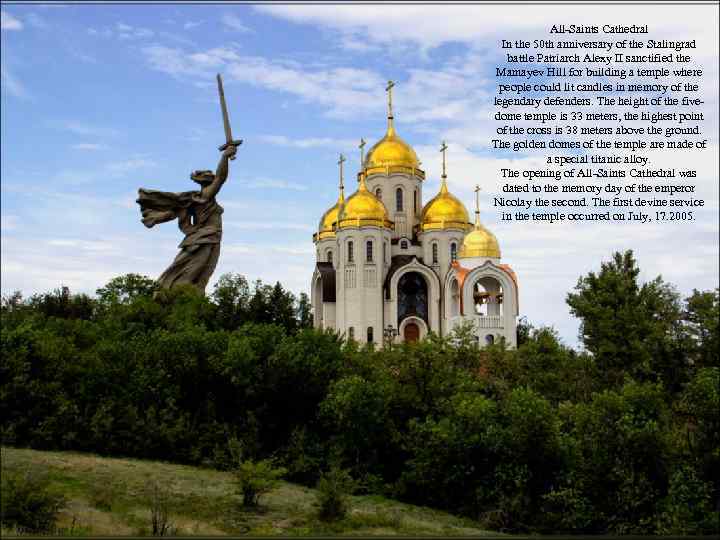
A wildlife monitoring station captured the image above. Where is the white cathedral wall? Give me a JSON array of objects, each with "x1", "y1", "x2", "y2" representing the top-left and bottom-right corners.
[
  {"x1": 335, "y1": 226, "x2": 391, "y2": 344},
  {"x1": 366, "y1": 172, "x2": 423, "y2": 241},
  {"x1": 418, "y1": 229, "x2": 466, "y2": 280},
  {"x1": 316, "y1": 237, "x2": 337, "y2": 266}
]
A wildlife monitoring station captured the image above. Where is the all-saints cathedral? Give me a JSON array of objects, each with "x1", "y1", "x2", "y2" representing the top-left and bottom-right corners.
[{"x1": 311, "y1": 82, "x2": 518, "y2": 346}]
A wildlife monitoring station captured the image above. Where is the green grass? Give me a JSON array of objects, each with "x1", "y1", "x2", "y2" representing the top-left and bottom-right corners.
[{"x1": 1, "y1": 446, "x2": 500, "y2": 536}]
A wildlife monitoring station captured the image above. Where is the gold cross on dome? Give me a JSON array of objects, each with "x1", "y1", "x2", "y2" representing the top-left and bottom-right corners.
[
  {"x1": 386, "y1": 80, "x2": 395, "y2": 118},
  {"x1": 359, "y1": 138, "x2": 366, "y2": 165},
  {"x1": 440, "y1": 141, "x2": 448, "y2": 178},
  {"x1": 338, "y1": 153, "x2": 346, "y2": 188},
  {"x1": 474, "y1": 185, "x2": 482, "y2": 216}
]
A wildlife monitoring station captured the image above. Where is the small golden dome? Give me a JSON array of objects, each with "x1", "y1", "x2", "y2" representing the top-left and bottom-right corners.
[
  {"x1": 317, "y1": 198, "x2": 344, "y2": 240},
  {"x1": 364, "y1": 118, "x2": 424, "y2": 179},
  {"x1": 420, "y1": 177, "x2": 471, "y2": 232},
  {"x1": 459, "y1": 218, "x2": 501, "y2": 259},
  {"x1": 338, "y1": 175, "x2": 392, "y2": 229}
]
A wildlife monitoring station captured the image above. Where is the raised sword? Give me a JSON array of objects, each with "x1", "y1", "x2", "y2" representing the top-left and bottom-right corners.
[{"x1": 216, "y1": 73, "x2": 243, "y2": 160}]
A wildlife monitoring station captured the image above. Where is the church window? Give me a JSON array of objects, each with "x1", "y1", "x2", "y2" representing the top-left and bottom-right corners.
[
  {"x1": 348, "y1": 241, "x2": 354, "y2": 263},
  {"x1": 450, "y1": 242, "x2": 457, "y2": 262},
  {"x1": 367, "y1": 327, "x2": 374, "y2": 343},
  {"x1": 400, "y1": 240, "x2": 408, "y2": 250},
  {"x1": 348, "y1": 327, "x2": 355, "y2": 340},
  {"x1": 414, "y1": 189, "x2": 418, "y2": 213},
  {"x1": 375, "y1": 187, "x2": 382, "y2": 200},
  {"x1": 432, "y1": 243, "x2": 438, "y2": 264},
  {"x1": 383, "y1": 242, "x2": 388, "y2": 263},
  {"x1": 485, "y1": 334, "x2": 495, "y2": 345},
  {"x1": 366, "y1": 240, "x2": 373, "y2": 262},
  {"x1": 396, "y1": 188, "x2": 403, "y2": 212},
  {"x1": 327, "y1": 250, "x2": 333, "y2": 264}
]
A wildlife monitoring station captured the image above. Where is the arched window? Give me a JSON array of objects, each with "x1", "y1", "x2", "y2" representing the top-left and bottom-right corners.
[
  {"x1": 327, "y1": 250, "x2": 333, "y2": 264},
  {"x1": 348, "y1": 327, "x2": 355, "y2": 340},
  {"x1": 432, "y1": 242, "x2": 438, "y2": 264},
  {"x1": 400, "y1": 240, "x2": 408, "y2": 250},
  {"x1": 366, "y1": 240, "x2": 373, "y2": 262},
  {"x1": 348, "y1": 241, "x2": 354, "y2": 263},
  {"x1": 375, "y1": 187, "x2": 382, "y2": 200},
  {"x1": 383, "y1": 242, "x2": 388, "y2": 263},
  {"x1": 414, "y1": 189, "x2": 418, "y2": 213},
  {"x1": 450, "y1": 242, "x2": 457, "y2": 262},
  {"x1": 367, "y1": 327, "x2": 374, "y2": 343},
  {"x1": 396, "y1": 187, "x2": 403, "y2": 212},
  {"x1": 485, "y1": 334, "x2": 495, "y2": 345}
]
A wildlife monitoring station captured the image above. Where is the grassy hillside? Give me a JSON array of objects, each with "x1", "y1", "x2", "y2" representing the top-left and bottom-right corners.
[{"x1": 1, "y1": 447, "x2": 500, "y2": 536}]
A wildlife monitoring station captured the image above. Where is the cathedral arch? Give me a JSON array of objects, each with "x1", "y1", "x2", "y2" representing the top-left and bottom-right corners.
[
  {"x1": 387, "y1": 258, "x2": 441, "y2": 335},
  {"x1": 399, "y1": 316, "x2": 427, "y2": 342},
  {"x1": 461, "y1": 263, "x2": 518, "y2": 318}
]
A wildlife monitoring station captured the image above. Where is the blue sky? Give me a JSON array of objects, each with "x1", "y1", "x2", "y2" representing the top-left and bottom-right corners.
[{"x1": 2, "y1": 3, "x2": 718, "y2": 346}]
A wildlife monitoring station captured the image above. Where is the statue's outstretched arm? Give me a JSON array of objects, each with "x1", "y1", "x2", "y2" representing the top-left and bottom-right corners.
[{"x1": 201, "y1": 146, "x2": 237, "y2": 200}]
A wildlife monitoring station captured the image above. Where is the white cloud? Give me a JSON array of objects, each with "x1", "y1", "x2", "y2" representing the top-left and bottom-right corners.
[
  {"x1": 221, "y1": 13, "x2": 252, "y2": 33},
  {"x1": 243, "y1": 177, "x2": 308, "y2": 191},
  {"x1": 227, "y1": 221, "x2": 314, "y2": 231},
  {"x1": 63, "y1": 121, "x2": 121, "y2": 137},
  {"x1": 1, "y1": 215, "x2": 19, "y2": 231},
  {"x1": 183, "y1": 20, "x2": 203, "y2": 30},
  {"x1": 1, "y1": 10, "x2": 22, "y2": 31},
  {"x1": 258, "y1": 134, "x2": 357, "y2": 151},
  {"x1": 71, "y1": 143, "x2": 108, "y2": 151},
  {"x1": 0, "y1": 64, "x2": 28, "y2": 99},
  {"x1": 142, "y1": 45, "x2": 385, "y2": 118},
  {"x1": 256, "y1": 4, "x2": 719, "y2": 54},
  {"x1": 115, "y1": 22, "x2": 153, "y2": 39},
  {"x1": 105, "y1": 158, "x2": 158, "y2": 176}
]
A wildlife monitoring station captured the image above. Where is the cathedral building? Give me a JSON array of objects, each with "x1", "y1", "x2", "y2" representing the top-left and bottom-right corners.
[{"x1": 311, "y1": 83, "x2": 518, "y2": 346}]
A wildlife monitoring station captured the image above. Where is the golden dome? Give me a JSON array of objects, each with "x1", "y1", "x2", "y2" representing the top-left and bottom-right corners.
[
  {"x1": 459, "y1": 217, "x2": 501, "y2": 259},
  {"x1": 338, "y1": 175, "x2": 393, "y2": 229},
  {"x1": 420, "y1": 177, "x2": 471, "y2": 232},
  {"x1": 364, "y1": 120, "x2": 424, "y2": 179},
  {"x1": 317, "y1": 198, "x2": 344, "y2": 240}
]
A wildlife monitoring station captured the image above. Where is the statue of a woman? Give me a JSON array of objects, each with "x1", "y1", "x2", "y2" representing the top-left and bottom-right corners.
[{"x1": 136, "y1": 145, "x2": 237, "y2": 292}]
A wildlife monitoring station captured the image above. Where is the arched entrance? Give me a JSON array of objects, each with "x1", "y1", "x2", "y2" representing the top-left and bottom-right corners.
[
  {"x1": 404, "y1": 322, "x2": 420, "y2": 342},
  {"x1": 397, "y1": 271, "x2": 429, "y2": 325},
  {"x1": 398, "y1": 316, "x2": 428, "y2": 343}
]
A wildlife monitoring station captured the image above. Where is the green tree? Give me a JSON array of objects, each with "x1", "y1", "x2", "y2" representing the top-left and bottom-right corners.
[
  {"x1": 683, "y1": 288, "x2": 719, "y2": 369},
  {"x1": 211, "y1": 273, "x2": 251, "y2": 330},
  {"x1": 297, "y1": 292, "x2": 313, "y2": 329},
  {"x1": 566, "y1": 250, "x2": 684, "y2": 388},
  {"x1": 96, "y1": 273, "x2": 157, "y2": 305}
]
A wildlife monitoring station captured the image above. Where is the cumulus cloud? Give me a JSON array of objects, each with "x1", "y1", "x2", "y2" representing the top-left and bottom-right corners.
[
  {"x1": 221, "y1": 13, "x2": 252, "y2": 33},
  {"x1": 1, "y1": 10, "x2": 22, "y2": 31}
]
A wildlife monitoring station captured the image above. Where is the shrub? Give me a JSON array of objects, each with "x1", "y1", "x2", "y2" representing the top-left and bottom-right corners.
[
  {"x1": 145, "y1": 480, "x2": 175, "y2": 537},
  {"x1": 233, "y1": 458, "x2": 287, "y2": 508},
  {"x1": 0, "y1": 468, "x2": 66, "y2": 533},
  {"x1": 316, "y1": 466, "x2": 357, "y2": 521}
]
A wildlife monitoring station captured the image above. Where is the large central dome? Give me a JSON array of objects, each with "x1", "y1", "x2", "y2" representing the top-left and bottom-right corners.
[{"x1": 364, "y1": 117, "x2": 422, "y2": 178}]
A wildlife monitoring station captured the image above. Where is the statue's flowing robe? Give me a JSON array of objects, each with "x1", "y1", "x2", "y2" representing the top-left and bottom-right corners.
[{"x1": 137, "y1": 188, "x2": 223, "y2": 291}]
